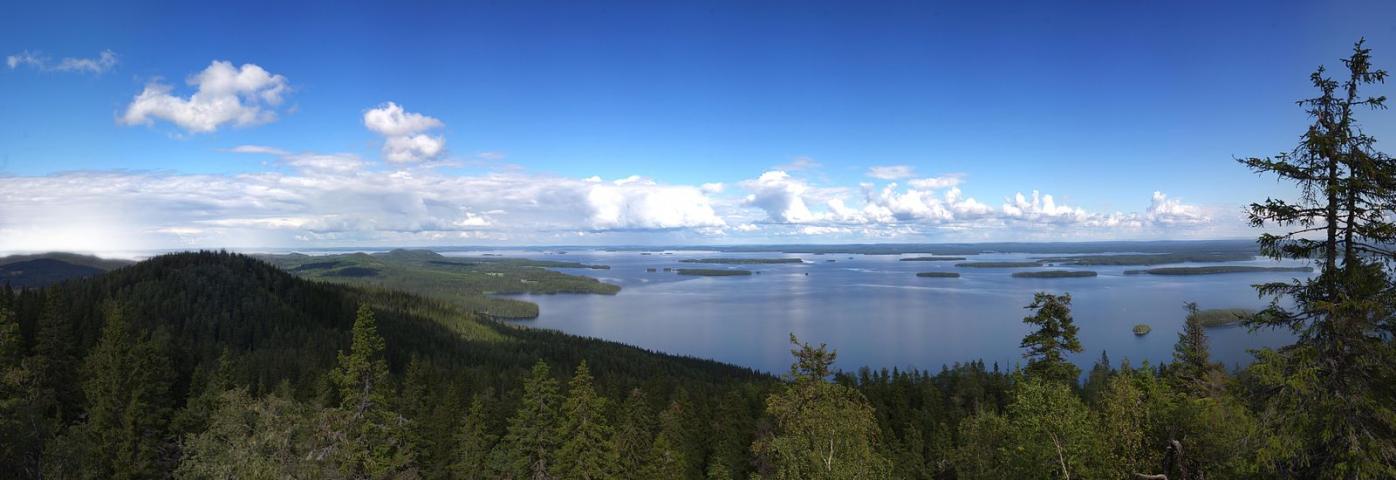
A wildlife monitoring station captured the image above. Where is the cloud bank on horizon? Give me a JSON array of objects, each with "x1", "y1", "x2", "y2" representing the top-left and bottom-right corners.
[{"x1": 0, "y1": 57, "x2": 1231, "y2": 253}]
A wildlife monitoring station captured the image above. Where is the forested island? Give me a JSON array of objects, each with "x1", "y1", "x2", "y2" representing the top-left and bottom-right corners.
[
  {"x1": 915, "y1": 271, "x2": 961, "y2": 278},
  {"x1": 900, "y1": 256, "x2": 968, "y2": 262},
  {"x1": 955, "y1": 261, "x2": 1043, "y2": 268},
  {"x1": 1011, "y1": 270, "x2": 1098, "y2": 278},
  {"x1": 678, "y1": 258, "x2": 804, "y2": 265},
  {"x1": 675, "y1": 268, "x2": 754, "y2": 276},
  {"x1": 1124, "y1": 265, "x2": 1314, "y2": 276},
  {"x1": 1033, "y1": 252, "x2": 1256, "y2": 266}
]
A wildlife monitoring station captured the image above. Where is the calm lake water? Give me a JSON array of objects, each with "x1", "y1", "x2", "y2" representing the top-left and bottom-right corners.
[{"x1": 445, "y1": 250, "x2": 1305, "y2": 376}]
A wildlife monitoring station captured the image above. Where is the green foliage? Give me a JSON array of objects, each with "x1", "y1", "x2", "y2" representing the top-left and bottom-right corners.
[
  {"x1": 262, "y1": 250, "x2": 619, "y2": 320},
  {"x1": 81, "y1": 303, "x2": 179, "y2": 479},
  {"x1": 174, "y1": 388, "x2": 322, "y2": 479},
  {"x1": 495, "y1": 360, "x2": 563, "y2": 479},
  {"x1": 325, "y1": 305, "x2": 417, "y2": 479},
  {"x1": 752, "y1": 335, "x2": 890, "y2": 479},
  {"x1": 555, "y1": 361, "x2": 619, "y2": 479},
  {"x1": 611, "y1": 389, "x2": 658, "y2": 480},
  {"x1": 956, "y1": 379, "x2": 1110, "y2": 479},
  {"x1": 1239, "y1": 39, "x2": 1396, "y2": 477},
  {"x1": 1170, "y1": 303, "x2": 1224, "y2": 396},
  {"x1": 1020, "y1": 292, "x2": 1084, "y2": 386},
  {"x1": 452, "y1": 394, "x2": 498, "y2": 480}
]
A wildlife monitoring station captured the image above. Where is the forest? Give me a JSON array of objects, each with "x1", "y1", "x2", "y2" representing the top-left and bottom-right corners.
[{"x1": 0, "y1": 42, "x2": 1394, "y2": 480}]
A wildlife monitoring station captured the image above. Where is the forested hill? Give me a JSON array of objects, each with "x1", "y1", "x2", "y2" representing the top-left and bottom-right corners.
[
  {"x1": 5, "y1": 251, "x2": 764, "y2": 390},
  {"x1": 0, "y1": 251, "x2": 772, "y2": 476}
]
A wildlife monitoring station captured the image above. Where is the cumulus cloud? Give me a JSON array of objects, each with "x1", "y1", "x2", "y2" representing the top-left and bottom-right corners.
[
  {"x1": 0, "y1": 164, "x2": 731, "y2": 251},
  {"x1": 1145, "y1": 191, "x2": 1209, "y2": 225},
  {"x1": 363, "y1": 102, "x2": 446, "y2": 163},
  {"x1": 732, "y1": 169, "x2": 1212, "y2": 240},
  {"x1": 741, "y1": 171, "x2": 819, "y2": 223},
  {"x1": 866, "y1": 165, "x2": 916, "y2": 180},
  {"x1": 7, "y1": 49, "x2": 118, "y2": 74},
  {"x1": 121, "y1": 61, "x2": 290, "y2": 133}
]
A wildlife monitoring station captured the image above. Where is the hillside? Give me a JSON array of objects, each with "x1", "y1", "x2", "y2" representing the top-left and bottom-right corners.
[
  {"x1": 0, "y1": 253, "x2": 133, "y2": 288},
  {"x1": 258, "y1": 249, "x2": 620, "y2": 319}
]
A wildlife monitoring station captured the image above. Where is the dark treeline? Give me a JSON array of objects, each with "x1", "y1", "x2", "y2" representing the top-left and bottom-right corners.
[{"x1": 1, "y1": 40, "x2": 1395, "y2": 480}]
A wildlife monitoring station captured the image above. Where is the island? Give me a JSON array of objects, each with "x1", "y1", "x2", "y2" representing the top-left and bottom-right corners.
[
  {"x1": 1012, "y1": 270, "x2": 1098, "y2": 278},
  {"x1": 916, "y1": 272, "x2": 961, "y2": 278},
  {"x1": 679, "y1": 258, "x2": 804, "y2": 264},
  {"x1": 900, "y1": 256, "x2": 969, "y2": 262},
  {"x1": 955, "y1": 261, "x2": 1044, "y2": 268},
  {"x1": 1133, "y1": 324, "x2": 1152, "y2": 336},
  {"x1": 1034, "y1": 252, "x2": 1256, "y2": 266},
  {"x1": 676, "y1": 268, "x2": 754, "y2": 276},
  {"x1": 1127, "y1": 266, "x2": 1313, "y2": 276},
  {"x1": 1194, "y1": 308, "x2": 1258, "y2": 327}
]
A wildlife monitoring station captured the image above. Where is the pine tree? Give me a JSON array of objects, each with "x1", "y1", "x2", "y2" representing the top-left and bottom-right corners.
[
  {"x1": 81, "y1": 303, "x2": 179, "y2": 479},
  {"x1": 752, "y1": 334, "x2": 890, "y2": 479},
  {"x1": 554, "y1": 361, "x2": 618, "y2": 479},
  {"x1": 495, "y1": 360, "x2": 562, "y2": 479},
  {"x1": 1020, "y1": 293, "x2": 1084, "y2": 386},
  {"x1": 325, "y1": 304, "x2": 416, "y2": 479},
  {"x1": 453, "y1": 394, "x2": 498, "y2": 480},
  {"x1": 1239, "y1": 39, "x2": 1396, "y2": 477}
]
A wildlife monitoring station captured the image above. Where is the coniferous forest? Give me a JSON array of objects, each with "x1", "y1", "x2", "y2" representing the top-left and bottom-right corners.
[{"x1": 2, "y1": 42, "x2": 1396, "y2": 480}]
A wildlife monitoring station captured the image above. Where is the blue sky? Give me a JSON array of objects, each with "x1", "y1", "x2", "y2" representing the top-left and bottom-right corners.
[{"x1": 3, "y1": 0, "x2": 1395, "y2": 252}]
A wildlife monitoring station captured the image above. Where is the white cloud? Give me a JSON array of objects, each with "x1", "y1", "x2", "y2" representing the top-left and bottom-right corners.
[
  {"x1": 0, "y1": 165, "x2": 732, "y2": 251},
  {"x1": 7, "y1": 49, "x2": 118, "y2": 74},
  {"x1": 121, "y1": 61, "x2": 290, "y2": 133},
  {"x1": 741, "y1": 171, "x2": 819, "y2": 223},
  {"x1": 732, "y1": 169, "x2": 1213, "y2": 240},
  {"x1": 1145, "y1": 191, "x2": 1209, "y2": 225},
  {"x1": 907, "y1": 175, "x2": 962, "y2": 189},
  {"x1": 363, "y1": 102, "x2": 447, "y2": 163},
  {"x1": 228, "y1": 145, "x2": 289, "y2": 155},
  {"x1": 866, "y1": 165, "x2": 916, "y2": 180}
]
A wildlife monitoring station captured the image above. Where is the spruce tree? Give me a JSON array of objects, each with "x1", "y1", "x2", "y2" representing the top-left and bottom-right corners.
[
  {"x1": 554, "y1": 361, "x2": 618, "y2": 480},
  {"x1": 1020, "y1": 292, "x2": 1084, "y2": 386},
  {"x1": 1239, "y1": 39, "x2": 1396, "y2": 477},
  {"x1": 496, "y1": 360, "x2": 562, "y2": 479},
  {"x1": 612, "y1": 388, "x2": 657, "y2": 480},
  {"x1": 326, "y1": 304, "x2": 416, "y2": 478},
  {"x1": 1170, "y1": 303, "x2": 1222, "y2": 396},
  {"x1": 651, "y1": 400, "x2": 691, "y2": 480},
  {"x1": 81, "y1": 303, "x2": 178, "y2": 479},
  {"x1": 453, "y1": 394, "x2": 497, "y2": 480},
  {"x1": 32, "y1": 292, "x2": 81, "y2": 423}
]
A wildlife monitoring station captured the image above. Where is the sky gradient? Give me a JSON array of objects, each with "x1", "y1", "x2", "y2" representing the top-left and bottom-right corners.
[{"x1": 4, "y1": 0, "x2": 1396, "y2": 253}]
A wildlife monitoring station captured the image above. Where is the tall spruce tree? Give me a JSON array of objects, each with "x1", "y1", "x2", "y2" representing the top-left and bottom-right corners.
[
  {"x1": 1170, "y1": 303, "x2": 1222, "y2": 396},
  {"x1": 81, "y1": 303, "x2": 179, "y2": 479},
  {"x1": 495, "y1": 360, "x2": 563, "y2": 479},
  {"x1": 554, "y1": 361, "x2": 618, "y2": 480},
  {"x1": 453, "y1": 394, "x2": 498, "y2": 480},
  {"x1": 1239, "y1": 39, "x2": 1396, "y2": 477},
  {"x1": 612, "y1": 389, "x2": 657, "y2": 480},
  {"x1": 1020, "y1": 293, "x2": 1084, "y2": 386},
  {"x1": 325, "y1": 304, "x2": 416, "y2": 479}
]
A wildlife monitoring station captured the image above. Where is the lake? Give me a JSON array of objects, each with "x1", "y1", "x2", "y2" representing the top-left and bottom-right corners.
[{"x1": 444, "y1": 249, "x2": 1306, "y2": 376}]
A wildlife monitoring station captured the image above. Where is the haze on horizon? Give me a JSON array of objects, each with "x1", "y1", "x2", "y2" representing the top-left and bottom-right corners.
[{"x1": 4, "y1": 1, "x2": 1395, "y2": 255}]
